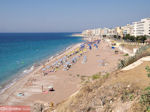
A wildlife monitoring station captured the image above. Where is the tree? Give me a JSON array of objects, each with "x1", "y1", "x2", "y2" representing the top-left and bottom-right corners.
[
  {"x1": 114, "y1": 35, "x2": 117, "y2": 38},
  {"x1": 129, "y1": 36, "x2": 135, "y2": 42},
  {"x1": 136, "y1": 36, "x2": 147, "y2": 43}
]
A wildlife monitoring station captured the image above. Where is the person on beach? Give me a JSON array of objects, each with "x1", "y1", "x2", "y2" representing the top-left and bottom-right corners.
[{"x1": 42, "y1": 85, "x2": 43, "y2": 92}]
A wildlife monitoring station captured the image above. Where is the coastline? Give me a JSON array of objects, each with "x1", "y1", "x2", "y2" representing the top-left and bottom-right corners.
[
  {"x1": 0, "y1": 38, "x2": 124, "y2": 106},
  {"x1": 0, "y1": 42, "x2": 84, "y2": 105},
  {"x1": 71, "y1": 33, "x2": 84, "y2": 37},
  {"x1": 0, "y1": 42, "x2": 83, "y2": 94}
]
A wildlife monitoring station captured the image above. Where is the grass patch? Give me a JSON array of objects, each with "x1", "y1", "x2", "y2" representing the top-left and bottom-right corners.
[
  {"x1": 145, "y1": 66, "x2": 150, "y2": 77},
  {"x1": 121, "y1": 89, "x2": 135, "y2": 102},
  {"x1": 140, "y1": 87, "x2": 150, "y2": 112},
  {"x1": 103, "y1": 73, "x2": 109, "y2": 78},
  {"x1": 76, "y1": 74, "x2": 80, "y2": 77},
  {"x1": 124, "y1": 53, "x2": 129, "y2": 56},
  {"x1": 139, "y1": 66, "x2": 150, "y2": 112},
  {"x1": 92, "y1": 74, "x2": 100, "y2": 80}
]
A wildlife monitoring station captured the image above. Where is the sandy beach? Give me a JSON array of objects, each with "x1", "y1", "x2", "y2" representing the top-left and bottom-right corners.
[{"x1": 0, "y1": 39, "x2": 124, "y2": 106}]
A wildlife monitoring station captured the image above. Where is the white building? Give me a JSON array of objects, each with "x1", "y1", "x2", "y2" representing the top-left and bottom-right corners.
[
  {"x1": 102, "y1": 28, "x2": 109, "y2": 36},
  {"x1": 122, "y1": 24, "x2": 133, "y2": 36},
  {"x1": 82, "y1": 28, "x2": 102, "y2": 36},
  {"x1": 94, "y1": 28, "x2": 102, "y2": 36},
  {"x1": 82, "y1": 17, "x2": 150, "y2": 38},
  {"x1": 132, "y1": 18, "x2": 150, "y2": 37},
  {"x1": 115, "y1": 27, "x2": 123, "y2": 37}
]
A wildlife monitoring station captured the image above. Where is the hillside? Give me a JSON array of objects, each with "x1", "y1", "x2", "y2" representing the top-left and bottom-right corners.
[
  {"x1": 51, "y1": 60, "x2": 150, "y2": 112},
  {"x1": 33, "y1": 44, "x2": 150, "y2": 112}
]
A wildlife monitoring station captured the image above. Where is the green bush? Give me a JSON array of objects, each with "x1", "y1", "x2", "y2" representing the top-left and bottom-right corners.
[
  {"x1": 124, "y1": 53, "x2": 129, "y2": 56},
  {"x1": 123, "y1": 34, "x2": 147, "y2": 43},
  {"x1": 136, "y1": 36, "x2": 147, "y2": 43},
  {"x1": 140, "y1": 87, "x2": 150, "y2": 112},
  {"x1": 139, "y1": 66, "x2": 150, "y2": 112},
  {"x1": 145, "y1": 66, "x2": 150, "y2": 77},
  {"x1": 92, "y1": 74, "x2": 100, "y2": 80}
]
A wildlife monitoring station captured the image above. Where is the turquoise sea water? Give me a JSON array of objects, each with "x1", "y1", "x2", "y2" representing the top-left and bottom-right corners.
[{"x1": 0, "y1": 33, "x2": 83, "y2": 90}]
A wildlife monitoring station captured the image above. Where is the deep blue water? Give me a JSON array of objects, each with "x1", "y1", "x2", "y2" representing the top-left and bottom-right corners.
[{"x1": 0, "y1": 33, "x2": 83, "y2": 87}]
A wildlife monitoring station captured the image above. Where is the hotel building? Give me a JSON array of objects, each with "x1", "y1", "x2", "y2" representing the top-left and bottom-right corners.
[{"x1": 132, "y1": 18, "x2": 150, "y2": 37}]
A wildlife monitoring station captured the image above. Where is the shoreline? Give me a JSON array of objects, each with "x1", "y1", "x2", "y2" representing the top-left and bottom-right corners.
[
  {"x1": 0, "y1": 42, "x2": 83, "y2": 95},
  {"x1": 71, "y1": 33, "x2": 84, "y2": 37},
  {"x1": 0, "y1": 39, "x2": 124, "y2": 106}
]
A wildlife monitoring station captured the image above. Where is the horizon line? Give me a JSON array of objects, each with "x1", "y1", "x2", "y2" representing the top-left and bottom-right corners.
[{"x1": 0, "y1": 32, "x2": 81, "y2": 33}]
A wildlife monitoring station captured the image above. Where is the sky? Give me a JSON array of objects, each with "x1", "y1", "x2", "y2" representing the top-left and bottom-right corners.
[{"x1": 0, "y1": 0, "x2": 150, "y2": 32}]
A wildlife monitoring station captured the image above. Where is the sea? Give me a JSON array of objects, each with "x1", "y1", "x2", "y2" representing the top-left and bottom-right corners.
[{"x1": 0, "y1": 33, "x2": 83, "y2": 93}]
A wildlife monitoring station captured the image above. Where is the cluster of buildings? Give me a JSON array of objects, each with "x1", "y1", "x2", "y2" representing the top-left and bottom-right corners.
[{"x1": 82, "y1": 17, "x2": 150, "y2": 38}]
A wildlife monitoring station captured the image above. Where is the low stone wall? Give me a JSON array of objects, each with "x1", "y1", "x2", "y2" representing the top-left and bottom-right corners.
[
  {"x1": 118, "y1": 46, "x2": 135, "y2": 56},
  {"x1": 105, "y1": 39, "x2": 135, "y2": 56},
  {"x1": 121, "y1": 42, "x2": 148, "y2": 46}
]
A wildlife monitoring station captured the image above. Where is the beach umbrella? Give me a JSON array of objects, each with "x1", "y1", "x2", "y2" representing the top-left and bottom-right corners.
[
  {"x1": 97, "y1": 40, "x2": 100, "y2": 44},
  {"x1": 94, "y1": 44, "x2": 98, "y2": 48},
  {"x1": 63, "y1": 57, "x2": 67, "y2": 62},
  {"x1": 48, "y1": 86, "x2": 54, "y2": 91},
  {"x1": 76, "y1": 48, "x2": 80, "y2": 51},
  {"x1": 66, "y1": 61, "x2": 72, "y2": 66},
  {"x1": 76, "y1": 55, "x2": 79, "y2": 59},
  {"x1": 83, "y1": 48, "x2": 87, "y2": 52},
  {"x1": 48, "y1": 86, "x2": 53, "y2": 89},
  {"x1": 53, "y1": 61, "x2": 58, "y2": 66},
  {"x1": 17, "y1": 93, "x2": 24, "y2": 97},
  {"x1": 58, "y1": 58, "x2": 63, "y2": 62},
  {"x1": 66, "y1": 62, "x2": 70, "y2": 65},
  {"x1": 52, "y1": 63, "x2": 55, "y2": 66},
  {"x1": 63, "y1": 56, "x2": 67, "y2": 59},
  {"x1": 46, "y1": 65, "x2": 50, "y2": 69},
  {"x1": 88, "y1": 44, "x2": 91, "y2": 46},
  {"x1": 89, "y1": 45, "x2": 92, "y2": 50},
  {"x1": 80, "y1": 44, "x2": 85, "y2": 49},
  {"x1": 42, "y1": 68, "x2": 46, "y2": 71},
  {"x1": 112, "y1": 46, "x2": 115, "y2": 49}
]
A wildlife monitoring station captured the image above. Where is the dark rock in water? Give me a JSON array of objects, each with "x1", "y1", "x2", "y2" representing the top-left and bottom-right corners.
[{"x1": 31, "y1": 103, "x2": 45, "y2": 112}]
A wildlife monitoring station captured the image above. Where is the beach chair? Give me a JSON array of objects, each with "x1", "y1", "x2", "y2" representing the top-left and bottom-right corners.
[
  {"x1": 63, "y1": 65, "x2": 68, "y2": 71},
  {"x1": 83, "y1": 48, "x2": 87, "y2": 53}
]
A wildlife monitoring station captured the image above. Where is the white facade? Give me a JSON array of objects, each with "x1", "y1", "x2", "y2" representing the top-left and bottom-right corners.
[
  {"x1": 82, "y1": 28, "x2": 102, "y2": 36},
  {"x1": 94, "y1": 28, "x2": 102, "y2": 36},
  {"x1": 102, "y1": 28, "x2": 109, "y2": 35},
  {"x1": 122, "y1": 24, "x2": 133, "y2": 36},
  {"x1": 82, "y1": 17, "x2": 150, "y2": 38},
  {"x1": 132, "y1": 18, "x2": 150, "y2": 37},
  {"x1": 82, "y1": 28, "x2": 116, "y2": 37}
]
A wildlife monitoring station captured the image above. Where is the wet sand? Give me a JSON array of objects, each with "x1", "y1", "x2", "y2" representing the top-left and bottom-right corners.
[{"x1": 0, "y1": 40, "x2": 124, "y2": 106}]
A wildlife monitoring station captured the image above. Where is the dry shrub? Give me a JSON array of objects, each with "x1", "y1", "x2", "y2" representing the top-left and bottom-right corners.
[{"x1": 118, "y1": 44, "x2": 150, "y2": 69}]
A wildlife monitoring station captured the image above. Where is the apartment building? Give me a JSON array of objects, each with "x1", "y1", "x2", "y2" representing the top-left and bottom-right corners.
[
  {"x1": 115, "y1": 27, "x2": 123, "y2": 37},
  {"x1": 82, "y1": 28, "x2": 116, "y2": 37},
  {"x1": 122, "y1": 24, "x2": 133, "y2": 36},
  {"x1": 132, "y1": 18, "x2": 150, "y2": 37},
  {"x1": 82, "y1": 17, "x2": 150, "y2": 38}
]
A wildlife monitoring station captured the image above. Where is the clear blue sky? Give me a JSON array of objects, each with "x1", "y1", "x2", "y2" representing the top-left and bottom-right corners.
[{"x1": 0, "y1": 0, "x2": 150, "y2": 32}]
